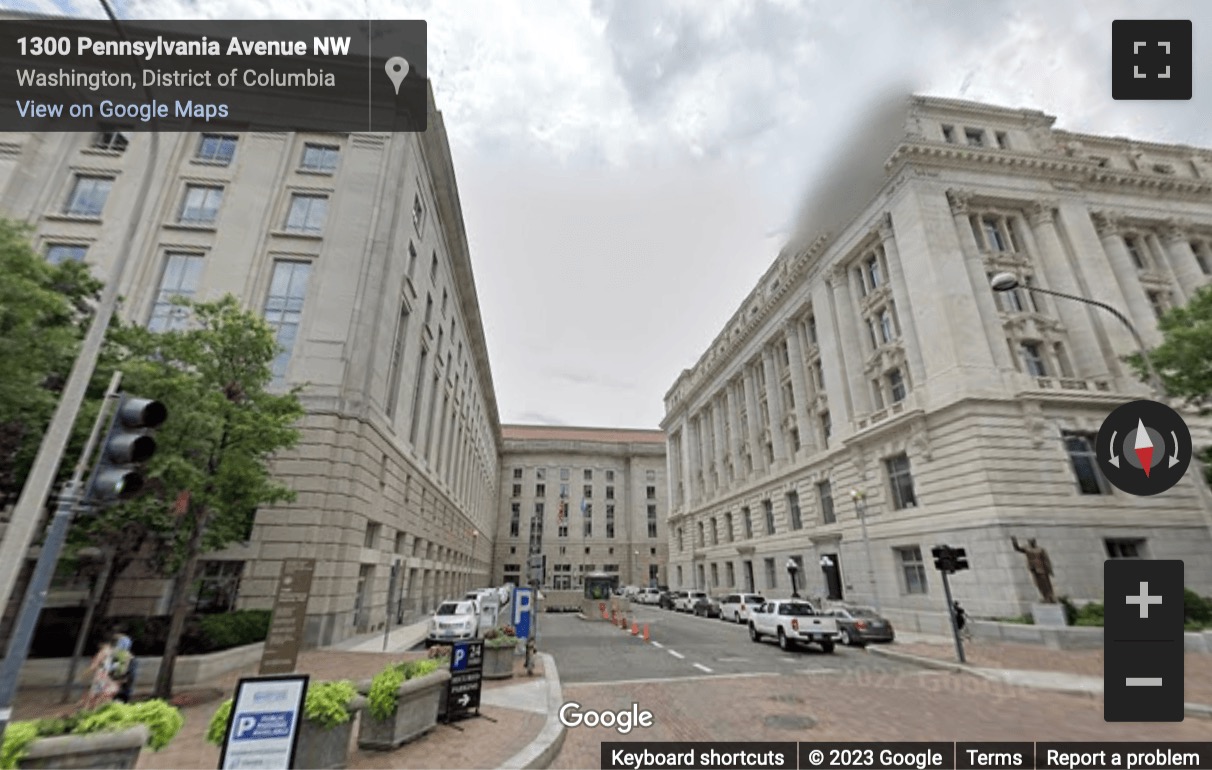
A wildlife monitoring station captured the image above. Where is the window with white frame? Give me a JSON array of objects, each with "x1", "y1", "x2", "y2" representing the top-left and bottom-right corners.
[
  {"x1": 300, "y1": 143, "x2": 340, "y2": 173},
  {"x1": 179, "y1": 184, "x2": 224, "y2": 225},
  {"x1": 93, "y1": 127, "x2": 129, "y2": 152},
  {"x1": 264, "y1": 260, "x2": 312, "y2": 380},
  {"x1": 647, "y1": 504, "x2": 658, "y2": 538},
  {"x1": 1020, "y1": 342, "x2": 1048, "y2": 376},
  {"x1": 148, "y1": 252, "x2": 205, "y2": 332},
  {"x1": 63, "y1": 175, "x2": 113, "y2": 217},
  {"x1": 886, "y1": 453, "x2": 916, "y2": 509},
  {"x1": 895, "y1": 546, "x2": 927, "y2": 594},
  {"x1": 887, "y1": 368, "x2": 907, "y2": 403},
  {"x1": 197, "y1": 134, "x2": 237, "y2": 164},
  {"x1": 45, "y1": 243, "x2": 87, "y2": 265},
  {"x1": 964, "y1": 128, "x2": 985, "y2": 147},
  {"x1": 818, "y1": 480, "x2": 835, "y2": 523},
  {"x1": 285, "y1": 193, "x2": 328, "y2": 234},
  {"x1": 1063, "y1": 432, "x2": 1110, "y2": 495},
  {"x1": 1125, "y1": 235, "x2": 1150, "y2": 269}
]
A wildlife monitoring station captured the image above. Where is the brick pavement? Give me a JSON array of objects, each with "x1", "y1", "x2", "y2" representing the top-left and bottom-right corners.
[
  {"x1": 892, "y1": 640, "x2": 1212, "y2": 706},
  {"x1": 552, "y1": 671, "x2": 1211, "y2": 770},
  {"x1": 11, "y1": 649, "x2": 547, "y2": 770}
]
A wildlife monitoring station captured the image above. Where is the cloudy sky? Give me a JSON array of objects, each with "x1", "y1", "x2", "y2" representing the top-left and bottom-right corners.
[{"x1": 8, "y1": 0, "x2": 1212, "y2": 429}]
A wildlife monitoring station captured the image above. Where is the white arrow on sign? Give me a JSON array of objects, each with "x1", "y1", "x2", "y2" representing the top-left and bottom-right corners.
[
  {"x1": 458, "y1": 694, "x2": 471, "y2": 707},
  {"x1": 1169, "y1": 431, "x2": 1181, "y2": 468},
  {"x1": 1109, "y1": 430, "x2": 1120, "y2": 468}
]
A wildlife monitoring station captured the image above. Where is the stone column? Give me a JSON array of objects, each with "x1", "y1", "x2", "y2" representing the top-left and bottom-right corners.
[
  {"x1": 712, "y1": 397, "x2": 727, "y2": 493},
  {"x1": 811, "y1": 280, "x2": 850, "y2": 427},
  {"x1": 666, "y1": 431, "x2": 680, "y2": 510},
  {"x1": 742, "y1": 365, "x2": 764, "y2": 475},
  {"x1": 761, "y1": 346, "x2": 788, "y2": 465},
  {"x1": 725, "y1": 380, "x2": 743, "y2": 478},
  {"x1": 783, "y1": 319, "x2": 814, "y2": 454},
  {"x1": 1145, "y1": 232, "x2": 1184, "y2": 304},
  {"x1": 1027, "y1": 202, "x2": 1111, "y2": 378},
  {"x1": 1091, "y1": 211, "x2": 1161, "y2": 345},
  {"x1": 1162, "y1": 221, "x2": 1211, "y2": 296},
  {"x1": 679, "y1": 420, "x2": 693, "y2": 510},
  {"x1": 829, "y1": 265, "x2": 872, "y2": 417},
  {"x1": 945, "y1": 192, "x2": 1013, "y2": 372}
]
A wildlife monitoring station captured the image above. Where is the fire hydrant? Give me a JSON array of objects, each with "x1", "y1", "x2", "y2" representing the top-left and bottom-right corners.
[{"x1": 525, "y1": 636, "x2": 536, "y2": 676}]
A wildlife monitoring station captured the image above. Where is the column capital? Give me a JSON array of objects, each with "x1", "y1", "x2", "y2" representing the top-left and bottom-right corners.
[
  {"x1": 1091, "y1": 210, "x2": 1122, "y2": 238},
  {"x1": 1162, "y1": 218, "x2": 1193, "y2": 243},
  {"x1": 1027, "y1": 199, "x2": 1058, "y2": 226},
  {"x1": 946, "y1": 189, "x2": 973, "y2": 216},
  {"x1": 826, "y1": 262, "x2": 850, "y2": 287},
  {"x1": 876, "y1": 211, "x2": 895, "y2": 243}
]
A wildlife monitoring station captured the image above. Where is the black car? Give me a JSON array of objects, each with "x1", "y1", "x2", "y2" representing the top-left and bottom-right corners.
[
  {"x1": 658, "y1": 591, "x2": 677, "y2": 610},
  {"x1": 692, "y1": 595, "x2": 721, "y2": 618},
  {"x1": 826, "y1": 605, "x2": 895, "y2": 645}
]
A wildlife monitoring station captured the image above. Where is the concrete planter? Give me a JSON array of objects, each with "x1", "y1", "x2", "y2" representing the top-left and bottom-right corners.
[
  {"x1": 482, "y1": 643, "x2": 517, "y2": 679},
  {"x1": 357, "y1": 670, "x2": 451, "y2": 750},
  {"x1": 17, "y1": 725, "x2": 148, "y2": 769},
  {"x1": 295, "y1": 696, "x2": 366, "y2": 770}
]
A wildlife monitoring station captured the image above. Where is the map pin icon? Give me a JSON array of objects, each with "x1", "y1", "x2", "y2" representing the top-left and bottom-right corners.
[{"x1": 385, "y1": 56, "x2": 409, "y2": 95}]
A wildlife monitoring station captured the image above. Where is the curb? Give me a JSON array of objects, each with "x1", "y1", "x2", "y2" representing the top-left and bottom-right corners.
[
  {"x1": 500, "y1": 652, "x2": 565, "y2": 769},
  {"x1": 868, "y1": 647, "x2": 1212, "y2": 718}
]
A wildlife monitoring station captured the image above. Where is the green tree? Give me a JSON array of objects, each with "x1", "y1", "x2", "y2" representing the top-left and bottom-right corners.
[
  {"x1": 76, "y1": 295, "x2": 304, "y2": 698},
  {"x1": 1129, "y1": 284, "x2": 1212, "y2": 483},
  {"x1": 0, "y1": 220, "x2": 107, "y2": 508}
]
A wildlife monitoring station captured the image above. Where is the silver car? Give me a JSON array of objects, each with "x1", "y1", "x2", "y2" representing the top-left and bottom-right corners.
[
  {"x1": 719, "y1": 593, "x2": 766, "y2": 623},
  {"x1": 426, "y1": 600, "x2": 480, "y2": 645}
]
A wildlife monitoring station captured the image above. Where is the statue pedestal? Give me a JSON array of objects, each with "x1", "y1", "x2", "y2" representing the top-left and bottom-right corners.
[{"x1": 1031, "y1": 603, "x2": 1068, "y2": 627}]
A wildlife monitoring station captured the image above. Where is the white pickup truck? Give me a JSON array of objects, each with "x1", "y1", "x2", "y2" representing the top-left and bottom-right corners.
[{"x1": 748, "y1": 599, "x2": 839, "y2": 653}]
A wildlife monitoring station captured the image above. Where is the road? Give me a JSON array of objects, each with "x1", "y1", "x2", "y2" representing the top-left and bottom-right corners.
[{"x1": 540, "y1": 603, "x2": 913, "y2": 684}]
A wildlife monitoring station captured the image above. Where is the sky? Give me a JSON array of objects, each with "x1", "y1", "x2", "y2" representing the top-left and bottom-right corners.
[{"x1": 7, "y1": 0, "x2": 1212, "y2": 429}]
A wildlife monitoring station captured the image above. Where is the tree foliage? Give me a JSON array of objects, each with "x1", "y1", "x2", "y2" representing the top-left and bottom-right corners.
[{"x1": 0, "y1": 220, "x2": 106, "y2": 507}]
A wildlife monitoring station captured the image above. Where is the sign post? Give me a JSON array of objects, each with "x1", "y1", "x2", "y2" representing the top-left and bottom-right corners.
[
  {"x1": 217, "y1": 675, "x2": 308, "y2": 770},
  {"x1": 931, "y1": 544, "x2": 970, "y2": 664},
  {"x1": 259, "y1": 559, "x2": 316, "y2": 675},
  {"x1": 444, "y1": 639, "x2": 483, "y2": 723}
]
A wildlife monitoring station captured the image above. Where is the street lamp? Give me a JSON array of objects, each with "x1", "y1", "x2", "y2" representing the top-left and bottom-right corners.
[
  {"x1": 850, "y1": 488, "x2": 881, "y2": 612},
  {"x1": 786, "y1": 558, "x2": 800, "y2": 598},
  {"x1": 634, "y1": 550, "x2": 641, "y2": 587},
  {"x1": 990, "y1": 273, "x2": 1212, "y2": 539}
]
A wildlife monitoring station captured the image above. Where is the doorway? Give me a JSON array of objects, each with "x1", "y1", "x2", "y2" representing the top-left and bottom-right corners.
[
  {"x1": 743, "y1": 560, "x2": 755, "y2": 593},
  {"x1": 821, "y1": 553, "x2": 843, "y2": 600}
]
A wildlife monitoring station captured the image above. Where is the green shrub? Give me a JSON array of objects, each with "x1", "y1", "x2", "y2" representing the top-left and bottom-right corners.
[
  {"x1": 198, "y1": 610, "x2": 272, "y2": 651},
  {"x1": 1059, "y1": 596, "x2": 1079, "y2": 626},
  {"x1": 367, "y1": 659, "x2": 443, "y2": 720},
  {"x1": 206, "y1": 699, "x2": 233, "y2": 745},
  {"x1": 1184, "y1": 588, "x2": 1212, "y2": 627},
  {"x1": 1, "y1": 701, "x2": 183, "y2": 769},
  {"x1": 303, "y1": 681, "x2": 358, "y2": 730},
  {"x1": 1074, "y1": 602, "x2": 1104, "y2": 627}
]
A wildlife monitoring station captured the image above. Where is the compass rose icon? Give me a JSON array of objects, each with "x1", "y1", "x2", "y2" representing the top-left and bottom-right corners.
[{"x1": 1097, "y1": 400, "x2": 1192, "y2": 496}]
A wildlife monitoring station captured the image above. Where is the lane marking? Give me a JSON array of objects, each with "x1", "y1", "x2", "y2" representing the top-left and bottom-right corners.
[
  {"x1": 668, "y1": 650, "x2": 685, "y2": 659},
  {"x1": 693, "y1": 663, "x2": 714, "y2": 673},
  {"x1": 651, "y1": 641, "x2": 664, "y2": 648}
]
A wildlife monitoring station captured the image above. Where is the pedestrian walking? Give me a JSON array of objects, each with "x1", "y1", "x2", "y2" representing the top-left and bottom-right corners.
[
  {"x1": 110, "y1": 634, "x2": 137, "y2": 703},
  {"x1": 81, "y1": 636, "x2": 119, "y2": 710},
  {"x1": 953, "y1": 601, "x2": 972, "y2": 642}
]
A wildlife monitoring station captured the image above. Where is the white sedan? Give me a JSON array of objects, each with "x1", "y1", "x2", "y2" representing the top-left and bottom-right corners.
[{"x1": 426, "y1": 600, "x2": 480, "y2": 645}]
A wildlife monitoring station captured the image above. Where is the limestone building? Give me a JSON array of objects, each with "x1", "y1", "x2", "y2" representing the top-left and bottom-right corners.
[
  {"x1": 662, "y1": 95, "x2": 1212, "y2": 632},
  {"x1": 491, "y1": 425, "x2": 668, "y2": 590},
  {"x1": 0, "y1": 86, "x2": 502, "y2": 646}
]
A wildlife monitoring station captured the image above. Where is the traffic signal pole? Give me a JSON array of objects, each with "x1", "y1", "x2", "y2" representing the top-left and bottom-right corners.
[
  {"x1": 939, "y1": 568, "x2": 966, "y2": 664},
  {"x1": 0, "y1": 371, "x2": 122, "y2": 740}
]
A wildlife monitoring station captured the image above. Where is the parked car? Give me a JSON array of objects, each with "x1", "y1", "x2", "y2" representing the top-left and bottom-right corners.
[
  {"x1": 826, "y1": 605, "x2": 895, "y2": 646},
  {"x1": 675, "y1": 590, "x2": 708, "y2": 612},
  {"x1": 658, "y1": 591, "x2": 678, "y2": 610},
  {"x1": 719, "y1": 593, "x2": 766, "y2": 624},
  {"x1": 636, "y1": 587, "x2": 662, "y2": 605},
  {"x1": 748, "y1": 599, "x2": 839, "y2": 652},
  {"x1": 692, "y1": 595, "x2": 722, "y2": 618},
  {"x1": 426, "y1": 600, "x2": 480, "y2": 645}
]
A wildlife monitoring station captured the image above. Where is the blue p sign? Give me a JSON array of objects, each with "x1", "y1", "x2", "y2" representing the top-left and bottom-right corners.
[
  {"x1": 235, "y1": 716, "x2": 257, "y2": 738},
  {"x1": 452, "y1": 645, "x2": 467, "y2": 671},
  {"x1": 513, "y1": 587, "x2": 533, "y2": 640}
]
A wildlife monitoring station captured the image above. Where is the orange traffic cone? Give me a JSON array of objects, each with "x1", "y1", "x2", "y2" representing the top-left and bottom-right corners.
[
  {"x1": 631, "y1": 620, "x2": 639, "y2": 636},
  {"x1": 643, "y1": 624, "x2": 650, "y2": 642}
]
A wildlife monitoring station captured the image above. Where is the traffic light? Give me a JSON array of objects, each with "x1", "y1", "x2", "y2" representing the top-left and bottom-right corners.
[
  {"x1": 931, "y1": 545, "x2": 954, "y2": 572},
  {"x1": 952, "y1": 547, "x2": 969, "y2": 572},
  {"x1": 87, "y1": 394, "x2": 167, "y2": 501}
]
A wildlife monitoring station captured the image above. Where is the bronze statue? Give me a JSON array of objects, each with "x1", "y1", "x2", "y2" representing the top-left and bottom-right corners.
[{"x1": 1012, "y1": 536, "x2": 1056, "y2": 603}]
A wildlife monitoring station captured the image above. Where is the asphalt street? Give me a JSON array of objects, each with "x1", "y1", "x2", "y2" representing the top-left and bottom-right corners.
[{"x1": 539, "y1": 603, "x2": 916, "y2": 684}]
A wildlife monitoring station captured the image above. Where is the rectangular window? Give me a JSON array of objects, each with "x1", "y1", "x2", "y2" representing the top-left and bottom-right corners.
[
  {"x1": 941, "y1": 124, "x2": 955, "y2": 143},
  {"x1": 513, "y1": 468, "x2": 523, "y2": 480},
  {"x1": 787, "y1": 491, "x2": 803, "y2": 530},
  {"x1": 179, "y1": 184, "x2": 224, "y2": 225},
  {"x1": 647, "y1": 505, "x2": 658, "y2": 538},
  {"x1": 605, "y1": 486, "x2": 614, "y2": 499},
  {"x1": 896, "y1": 546, "x2": 928, "y2": 594},
  {"x1": 711, "y1": 563, "x2": 719, "y2": 588},
  {"x1": 725, "y1": 562, "x2": 735, "y2": 586},
  {"x1": 386, "y1": 305, "x2": 410, "y2": 417},
  {"x1": 1053, "y1": 342, "x2": 1074, "y2": 378},
  {"x1": 1064, "y1": 432, "x2": 1110, "y2": 494},
  {"x1": 560, "y1": 468, "x2": 570, "y2": 481},
  {"x1": 364, "y1": 522, "x2": 381, "y2": 548},
  {"x1": 646, "y1": 486, "x2": 657, "y2": 500},
  {"x1": 1105, "y1": 538, "x2": 1146, "y2": 559},
  {"x1": 45, "y1": 243, "x2": 87, "y2": 265},
  {"x1": 1147, "y1": 291, "x2": 1168, "y2": 320},
  {"x1": 285, "y1": 193, "x2": 328, "y2": 234},
  {"x1": 512, "y1": 484, "x2": 521, "y2": 498},
  {"x1": 559, "y1": 483, "x2": 569, "y2": 498},
  {"x1": 583, "y1": 506, "x2": 592, "y2": 538},
  {"x1": 64, "y1": 175, "x2": 112, "y2": 217},
  {"x1": 965, "y1": 128, "x2": 985, "y2": 147},
  {"x1": 536, "y1": 467, "x2": 546, "y2": 481},
  {"x1": 818, "y1": 481, "x2": 835, "y2": 524},
  {"x1": 1125, "y1": 236, "x2": 1148, "y2": 269},
  {"x1": 886, "y1": 453, "x2": 917, "y2": 510},
  {"x1": 92, "y1": 127, "x2": 129, "y2": 152},
  {"x1": 1021, "y1": 342, "x2": 1048, "y2": 376},
  {"x1": 535, "y1": 484, "x2": 545, "y2": 498},
  {"x1": 866, "y1": 255, "x2": 882, "y2": 290},
  {"x1": 264, "y1": 260, "x2": 312, "y2": 380},
  {"x1": 413, "y1": 193, "x2": 424, "y2": 230},
  {"x1": 995, "y1": 131, "x2": 1009, "y2": 149},
  {"x1": 888, "y1": 369, "x2": 907, "y2": 403},
  {"x1": 583, "y1": 485, "x2": 592, "y2": 499},
  {"x1": 606, "y1": 505, "x2": 615, "y2": 538},
  {"x1": 300, "y1": 143, "x2": 340, "y2": 173},
  {"x1": 982, "y1": 217, "x2": 1007, "y2": 251},
  {"x1": 606, "y1": 470, "x2": 615, "y2": 482},
  {"x1": 764, "y1": 558, "x2": 777, "y2": 590},
  {"x1": 584, "y1": 469, "x2": 593, "y2": 481},
  {"x1": 148, "y1": 252, "x2": 204, "y2": 332},
  {"x1": 1190, "y1": 241, "x2": 1211, "y2": 275},
  {"x1": 763, "y1": 499, "x2": 775, "y2": 536},
  {"x1": 509, "y1": 503, "x2": 520, "y2": 537},
  {"x1": 879, "y1": 310, "x2": 894, "y2": 343},
  {"x1": 197, "y1": 134, "x2": 237, "y2": 164},
  {"x1": 821, "y1": 411, "x2": 832, "y2": 445},
  {"x1": 742, "y1": 507, "x2": 753, "y2": 539}
]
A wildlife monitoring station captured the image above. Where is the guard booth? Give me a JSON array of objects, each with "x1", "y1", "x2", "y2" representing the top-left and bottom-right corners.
[{"x1": 581, "y1": 572, "x2": 621, "y2": 620}]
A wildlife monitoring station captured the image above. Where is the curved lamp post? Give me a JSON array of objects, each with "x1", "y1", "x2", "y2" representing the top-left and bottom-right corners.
[
  {"x1": 786, "y1": 558, "x2": 800, "y2": 598},
  {"x1": 989, "y1": 273, "x2": 1212, "y2": 540},
  {"x1": 850, "y1": 488, "x2": 881, "y2": 612}
]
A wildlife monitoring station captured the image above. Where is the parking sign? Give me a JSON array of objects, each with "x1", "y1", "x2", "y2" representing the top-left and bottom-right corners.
[
  {"x1": 513, "y1": 586, "x2": 533, "y2": 640},
  {"x1": 218, "y1": 675, "x2": 308, "y2": 769}
]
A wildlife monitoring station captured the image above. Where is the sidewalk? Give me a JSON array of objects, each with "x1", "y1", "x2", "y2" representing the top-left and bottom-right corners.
[
  {"x1": 868, "y1": 632, "x2": 1212, "y2": 718},
  {"x1": 10, "y1": 645, "x2": 565, "y2": 770},
  {"x1": 329, "y1": 618, "x2": 432, "y2": 653}
]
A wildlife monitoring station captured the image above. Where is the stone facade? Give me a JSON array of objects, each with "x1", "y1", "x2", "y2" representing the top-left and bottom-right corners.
[
  {"x1": 0, "y1": 86, "x2": 503, "y2": 646},
  {"x1": 661, "y1": 96, "x2": 1212, "y2": 627},
  {"x1": 492, "y1": 425, "x2": 669, "y2": 590}
]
